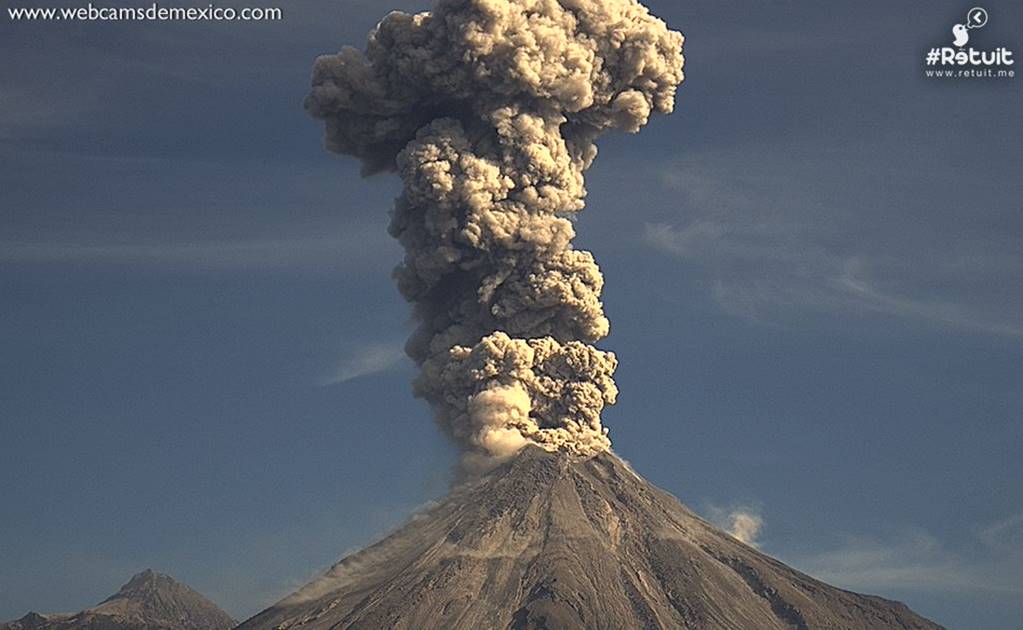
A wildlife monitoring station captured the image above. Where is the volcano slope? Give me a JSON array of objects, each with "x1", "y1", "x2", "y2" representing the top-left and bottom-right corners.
[{"x1": 237, "y1": 448, "x2": 943, "y2": 630}]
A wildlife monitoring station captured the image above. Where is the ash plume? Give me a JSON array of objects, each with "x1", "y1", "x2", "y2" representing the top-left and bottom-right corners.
[{"x1": 306, "y1": 0, "x2": 685, "y2": 460}]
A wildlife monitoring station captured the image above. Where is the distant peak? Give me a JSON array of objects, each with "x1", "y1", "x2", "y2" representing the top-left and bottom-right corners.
[
  {"x1": 0, "y1": 572, "x2": 235, "y2": 630},
  {"x1": 116, "y1": 569, "x2": 178, "y2": 595},
  {"x1": 127, "y1": 568, "x2": 157, "y2": 582},
  {"x1": 15, "y1": 613, "x2": 48, "y2": 626},
  {"x1": 2, "y1": 612, "x2": 73, "y2": 630},
  {"x1": 87, "y1": 570, "x2": 236, "y2": 630}
]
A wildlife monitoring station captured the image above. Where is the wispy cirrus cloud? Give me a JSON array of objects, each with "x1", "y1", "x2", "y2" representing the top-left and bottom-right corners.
[
  {"x1": 319, "y1": 343, "x2": 407, "y2": 386},
  {"x1": 978, "y1": 512, "x2": 1023, "y2": 554},
  {"x1": 0, "y1": 228, "x2": 395, "y2": 273},
  {"x1": 643, "y1": 140, "x2": 1023, "y2": 338},
  {"x1": 785, "y1": 513, "x2": 1023, "y2": 597},
  {"x1": 832, "y1": 259, "x2": 1023, "y2": 338}
]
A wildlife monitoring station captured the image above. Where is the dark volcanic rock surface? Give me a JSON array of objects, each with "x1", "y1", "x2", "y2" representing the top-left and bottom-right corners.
[
  {"x1": 237, "y1": 448, "x2": 944, "y2": 630},
  {"x1": 2, "y1": 570, "x2": 235, "y2": 630}
]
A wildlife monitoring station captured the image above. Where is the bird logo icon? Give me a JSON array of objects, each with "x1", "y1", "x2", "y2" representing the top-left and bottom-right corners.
[
  {"x1": 953, "y1": 7, "x2": 989, "y2": 47},
  {"x1": 953, "y1": 23, "x2": 970, "y2": 47}
]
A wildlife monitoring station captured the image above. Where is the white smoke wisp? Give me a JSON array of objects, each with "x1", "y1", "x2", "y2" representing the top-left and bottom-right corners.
[
  {"x1": 727, "y1": 510, "x2": 764, "y2": 547},
  {"x1": 706, "y1": 504, "x2": 764, "y2": 547},
  {"x1": 307, "y1": 0, "x2": 685, "y2": 461}
]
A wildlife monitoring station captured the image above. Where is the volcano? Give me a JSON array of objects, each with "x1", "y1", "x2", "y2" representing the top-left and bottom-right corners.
[
  {"x1": 237, "y1": 448, "x2": 943, "y2": 630},
  {"x1": 2, "y1": 570, "x2": 235, "y2": 630}
]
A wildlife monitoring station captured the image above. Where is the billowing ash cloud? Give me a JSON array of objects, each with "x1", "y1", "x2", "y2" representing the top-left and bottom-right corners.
[{"x1": 307, "y1": 0, "x2": 684, "y2": 460}]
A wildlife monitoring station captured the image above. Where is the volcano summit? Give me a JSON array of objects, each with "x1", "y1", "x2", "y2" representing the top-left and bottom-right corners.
[{"x1": 237, "y1": 448, "x2": 942, "y2": 630}]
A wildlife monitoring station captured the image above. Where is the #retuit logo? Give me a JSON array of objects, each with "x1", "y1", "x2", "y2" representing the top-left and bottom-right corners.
[{"x1": 924, "y1": 6, "x2": 1016, "y2": 79}]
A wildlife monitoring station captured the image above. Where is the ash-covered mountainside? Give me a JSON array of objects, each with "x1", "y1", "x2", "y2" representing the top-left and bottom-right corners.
[
  {"x1": 2, "y1": 570, "x2": 235, "y2": 630},
  {"x1": 237, "y1": 448, "x2": 943, "y2": 630}
]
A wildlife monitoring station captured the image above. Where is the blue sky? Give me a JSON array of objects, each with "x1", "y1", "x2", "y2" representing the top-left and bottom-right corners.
[{"x1": 1, "y1": 1, "x2": 1021, "y2": 628}]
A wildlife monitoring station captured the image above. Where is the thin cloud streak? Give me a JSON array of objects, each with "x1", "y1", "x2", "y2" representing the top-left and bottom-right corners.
[
  {"x1": 642, "y1": 143, "x2": 1023, "y2": 338},
  {"x1": 320, "y1": 343, "x2": 406, "y2": 386},
  {"x1": 834, "y1": 260, "x2": 1023, "y2": 338},
  {"x1": 1, "y1": 231, "x2": 395, "y2": 272},
  {"x1": 787, "y1": 514, "x2": 1023, "y2": 597}
]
